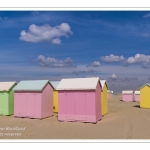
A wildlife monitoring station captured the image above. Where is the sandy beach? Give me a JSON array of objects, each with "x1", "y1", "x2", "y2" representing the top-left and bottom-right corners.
[{"x1": 0, "y1": 94, "x2": 150, "y2": 139}]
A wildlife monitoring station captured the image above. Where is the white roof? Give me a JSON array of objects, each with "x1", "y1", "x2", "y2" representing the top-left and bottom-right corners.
[
  {"x1": 111, "y1": 91, "x2": 113, "y2": 93},
  {"x1": 0, "y1": 82, "x2": 17, "y2": 91},
  {"x1": 56, "y1": 77, "x2": 100, "y2": 90},
  {"x1": 135, "y1": 91, "x2": 140, "y2": 94},
  {"x1": 122, "y1": 91, "x2": 133, "y2": 94},
  {"x1": 100, "y1": 80, "x2": 108, "y2": 89}
]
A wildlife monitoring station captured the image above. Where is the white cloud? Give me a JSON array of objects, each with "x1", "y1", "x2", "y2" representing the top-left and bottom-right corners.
[
  {"x1": 52, "y1": 38, "x2": 61, "y2": 44},
  {"x1": 101, "y1": 53, "x2": 150, "y2": 69},
  {"x1": 31, "y1": 55, "x2": 76, "y2": 68},
  {"x1": 20, "y1": 23, "x2": 73, "y2": 44},
  {"x1": 143, "y1": 13, "x2": 150, "y2": 18},
  {"x1": 126, "y1": 54, "x2": 150, "y2": 68},
  {"x1": 87, "y1": 61, "x2": 101, "y2": 67},
  {"x1": 100, "y1": 54, "x2": 124, "y2": 63},
  {"x1": 111, "y1": 74, "x2": 118, "y2": 79}
]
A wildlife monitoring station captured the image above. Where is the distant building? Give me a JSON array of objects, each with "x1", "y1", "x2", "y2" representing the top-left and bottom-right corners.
[
  {"x1": 134, "y1": 91, "x2": 140, "y2": 102},
  {"x1": 122, "y1": 91, "x2": 133, "y2": 102}
]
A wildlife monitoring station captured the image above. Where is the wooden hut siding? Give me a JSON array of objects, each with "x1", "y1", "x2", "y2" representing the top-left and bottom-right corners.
[
  {"x1": 122, "y1": 94, "x2": 133, "y2": 102},
  {"x1": 95, "y1": 82, "x2": 101, "y2": 122},
  {"x1": 0, "y1": 92, "x2": 8, "y2": 115},
  {"x1": 0, "y1": 82, "x2": 17, "y2": 116},
  {"x1": 58, "y1": 90, "x2": 100, "y2": 122},
  {"x1": 14, "y1": 91, "x2": 42, "y2": 118},
  {"x1": 100, "y1": 80, "x2": 108, "y2": 116},
  {"x1": 50, "y1": 81, "x2": 60, "y2": 113},
  {"x1": 14, "y1": 80, "x2": 53, "y2": 119},
  {"x1": 57, "y1": 77, "x2": 102, "y2": 123},
  {"x1": 134, "y1": 91, "x2": 140, "y2": 102},
  {"x1": 140, "y1": 84, "x2": 150, "y2": 108},
  {"x1": 53, "y1": 91, "x2": 58, "y2": 112},
  {"x1": 41, "y1": 83, "x2": 53, "y2": 118},
  {"x1": 122, "y1": 91, "x2": 133, "y2": 102}
]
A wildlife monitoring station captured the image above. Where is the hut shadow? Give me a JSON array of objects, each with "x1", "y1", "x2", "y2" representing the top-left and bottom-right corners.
[{"x1": 133, "y1": 105, "x2": 140, "y2": 108}]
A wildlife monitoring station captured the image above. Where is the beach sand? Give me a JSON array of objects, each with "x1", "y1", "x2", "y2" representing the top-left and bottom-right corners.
[{"x1": 0, "y1": 94, "x2": 150, "y2": 139}]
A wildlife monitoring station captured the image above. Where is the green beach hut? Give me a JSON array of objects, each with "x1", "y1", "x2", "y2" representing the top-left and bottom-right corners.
[{"x1": 0, "y1": 82, "x2": 17, "y2": 115}]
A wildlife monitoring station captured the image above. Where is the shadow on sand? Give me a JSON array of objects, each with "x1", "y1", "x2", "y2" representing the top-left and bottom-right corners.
[
  {"x1": 120, "y1": 100, "x2": 123, "y2": 102},
  {"x1": 133, "y1": 105, "x2": 140, "y2": 108}
]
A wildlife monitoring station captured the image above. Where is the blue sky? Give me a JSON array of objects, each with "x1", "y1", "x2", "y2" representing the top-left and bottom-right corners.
[{"x1": 1, "y1": 11, "x2": 150, "y2": 93}]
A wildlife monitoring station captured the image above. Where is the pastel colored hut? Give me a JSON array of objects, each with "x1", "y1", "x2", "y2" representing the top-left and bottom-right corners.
[
  {"x1": 134, "y1": 91, "x2": 140, "y2": 102},
  {"x1": 122, "y1": 91, "x2": 133, "y2": 102},
  {"x1": 107, "y1": 90, "x2": 112, "y2": 100},
  {"x1": 100, "y1": 80, "x2": 108, "y2": 116},
  {"x1": 139, "y1": 84, "x2": 150, "y2": 108},
  {"x1": 50, "y1": 81, "x2": 60, "y2": 113},
  {"x1": 0, "y1": 82, "x2": 17, "y2": 115},
  {"x1": 56, "y1": 77, "x2": 102, "y2": 123},
  {"x1": 13, "y1": 80, "x2": 53, "y2": 119}
]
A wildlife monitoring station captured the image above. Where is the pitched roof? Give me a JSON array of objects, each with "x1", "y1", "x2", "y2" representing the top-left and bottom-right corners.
[
  {"x1": 13, "y1": 80, "x2": 50, "y2": 91},
  {"x1": 139, "y1": 83, "x2": 150, "y2": 90},
  {"x1": 0, "y1": 82, "x2": 17, "y2": 91},
  {"x1": 100, "y1": 80, "x2": 108, "y2": 90},
  {"x1": 50, "y1": 81, "x2": 60, "y2": 90},
  {"x1": 56, "y1": 77, "x2": 101, "y2": 90},
  {"x1": 122, "y1": 91, "x2": 133, "y2": 94}
]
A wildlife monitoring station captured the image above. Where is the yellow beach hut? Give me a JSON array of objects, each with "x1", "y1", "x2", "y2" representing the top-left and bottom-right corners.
[
  {"x1": 50, "y1": 81, "x2": 60, "y2": 113},
  {"x1": 139, "y1": 83, "x2": 150, "y2": 108},
  {"x1": 100, "y1": 80, "x2": 108, "y2": 116}
]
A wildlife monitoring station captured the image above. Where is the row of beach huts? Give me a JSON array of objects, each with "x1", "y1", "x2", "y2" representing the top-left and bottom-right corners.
[
  {"x1": 0, "y1": 77, "x2": 113, "y2": 123},
  {"x1": 122, "y1": 83, "x2": 150, "y2": 109}
]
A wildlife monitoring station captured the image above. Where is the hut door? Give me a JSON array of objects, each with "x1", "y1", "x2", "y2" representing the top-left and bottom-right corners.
[
  {"x1": 0, "y1": 93, "x2": 3, "y2": 115},
  {"x1": 26, "y1": 94, "x2": 35, "y2": 118},
  {"x1": 66, "y1": 93, "x2": 75, "y2": 121}
]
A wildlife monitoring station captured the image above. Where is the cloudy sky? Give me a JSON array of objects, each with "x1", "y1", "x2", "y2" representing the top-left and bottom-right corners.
[{"x1": 1, "y1": 11, "x2": 150, "y2": 93}]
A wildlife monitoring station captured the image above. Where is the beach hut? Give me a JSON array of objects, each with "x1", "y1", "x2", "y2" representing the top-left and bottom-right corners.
[
  {"x1": 107, "y1": 90, "x2": 112, "y2": 100},
  {"x1": 134, "y1": 91, "x2": 140, "y2": 102},
  {"x1": 122, "y1": 91, "x2": 133, "y2": 102},
  {"x1": 0, "y1": 82, "x2": 17, "y2": 115},
  {"x1": 50, "y1": 81, "x2": 60, "y2": 113},
  {"x1": 100, "y1": 80, "x2": 108, "y2": 116},
  {"x1": 13, "y1": 80, "x2": 53, "y2": 119},
  {"x1": 139, "y1": 84, "x2": 150, "y2": 108},
  {"x1": 56, "y1": 77, "x2": 102, "y2": 123}
]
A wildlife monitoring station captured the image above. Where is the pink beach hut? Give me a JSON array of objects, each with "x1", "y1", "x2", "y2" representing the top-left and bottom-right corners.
[
  {"x1": 134, "y1": 91, "x2": 140, "y2": 102},
  {"x1": 13, "y1": 80, "x2": 53, "y2": 119},
  {"x1": 122, "y1": 91, "x2": 133, "y2": 102},
  {"x1": 56, "y1": 77, "x2": 102, "y2": 123}
]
